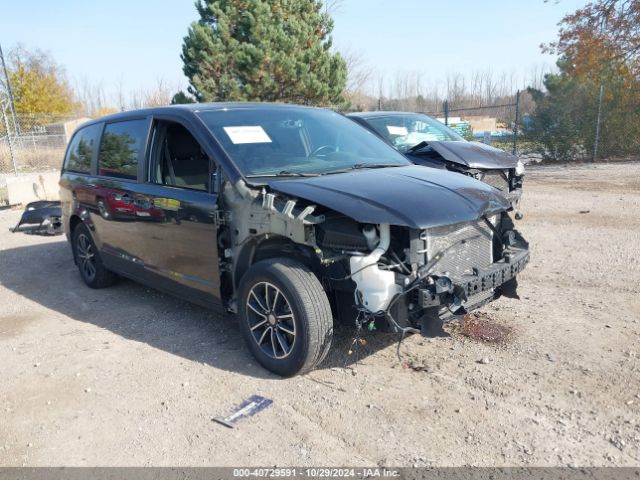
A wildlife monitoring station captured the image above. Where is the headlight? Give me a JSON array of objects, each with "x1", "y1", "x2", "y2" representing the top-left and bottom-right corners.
[{"x1": 515, "y1": 159, "x2": 525, "y2": 176}]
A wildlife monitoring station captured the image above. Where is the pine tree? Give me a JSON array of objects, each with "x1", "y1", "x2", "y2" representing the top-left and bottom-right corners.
[
  {"x1": 181, "y1": 0, "x2": 347, "y2": 106},
  {"x1": 171, "y1": 90, "x2": 196, "y2": 104}
]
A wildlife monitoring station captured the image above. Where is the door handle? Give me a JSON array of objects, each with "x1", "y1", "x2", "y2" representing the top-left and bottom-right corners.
[{"x1": 112, "y1": 193, "x2": 132, "y2": 203}]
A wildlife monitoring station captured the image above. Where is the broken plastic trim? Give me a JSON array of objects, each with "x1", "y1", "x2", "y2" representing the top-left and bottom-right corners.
[{"x1": 10, "y1": 201, "x2": 63, "y2": 235}]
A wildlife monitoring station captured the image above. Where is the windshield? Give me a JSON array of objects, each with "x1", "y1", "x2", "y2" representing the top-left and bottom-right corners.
[
  {"x1": 197, "y1": 107, "x2": 410, "y2": 177},
  {"x1": 362, "y1": 113, "x2": 465, "y2": 153}
]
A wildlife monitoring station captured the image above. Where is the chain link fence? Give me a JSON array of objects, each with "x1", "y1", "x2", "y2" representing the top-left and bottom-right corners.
[
  {"x1": 420, "y1": 98, "x2": 522, "y2": 156},
  {"x1": 0, "y1": 111, "x2": 91, "y2": 204},
  {"x1": 0, "y1": 112, "x2": 83, "y2": 174},
  {"x1": 414, "y1": 89, "x2": 640, "y2": 164},
  {"x1": 1, "y1": 94, "x2": 638, "y2": 205}
]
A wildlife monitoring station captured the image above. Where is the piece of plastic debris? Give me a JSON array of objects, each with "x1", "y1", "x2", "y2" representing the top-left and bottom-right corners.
[
  {"x1": 10, "y1": 201, "x2": 63, "y2": 235},
  {"x1": 212, "y1": 395, "x2": 273, "y2": 429}
]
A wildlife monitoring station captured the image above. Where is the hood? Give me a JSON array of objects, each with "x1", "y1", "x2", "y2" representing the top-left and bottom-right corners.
[
  {"x1": 266, "y1": 165, "x2": 510, "y2": 229},
  {"x1": 410, "y1": 141, "x2": 518, "y2": 169}
]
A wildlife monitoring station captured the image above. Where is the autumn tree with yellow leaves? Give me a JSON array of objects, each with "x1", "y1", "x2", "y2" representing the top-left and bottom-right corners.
[{"x1": 1, "y1": 45, "x2": 80, "y2": 115}]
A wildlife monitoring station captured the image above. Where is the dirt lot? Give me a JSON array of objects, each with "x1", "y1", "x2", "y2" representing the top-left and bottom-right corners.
[{"x1": 1, "y1": 162, "x2": 639, "y2": 467}]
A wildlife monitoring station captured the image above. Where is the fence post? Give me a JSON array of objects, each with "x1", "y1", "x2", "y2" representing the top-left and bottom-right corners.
[
  {"x1": 0, "y1": 43, "x2": 19, "y2": 136},
  {"x1": 512, "y1": 90, "x2": 520, "y2": 155},
  {"x1": 443, "y1": 100, "x2": 449, "y2": 126},
  {"x1": 1, "y1": 102, "x2": 18, "y2": 175},
  {"x1": 593, "y1": 83, "x2": 604, "y2": 162}
]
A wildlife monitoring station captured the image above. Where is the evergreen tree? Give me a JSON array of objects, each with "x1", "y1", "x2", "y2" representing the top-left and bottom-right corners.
[
  {"x1": 181, "y1": 0, "x2": 347, "y2": 106},
  {"x1": 171, "y1": 90, "x2": 196, "y2": 104}
]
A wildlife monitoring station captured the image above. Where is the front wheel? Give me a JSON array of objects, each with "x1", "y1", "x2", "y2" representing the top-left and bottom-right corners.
[{"x1": 238, "y1": 258, "x2": 333, "y2": 377}]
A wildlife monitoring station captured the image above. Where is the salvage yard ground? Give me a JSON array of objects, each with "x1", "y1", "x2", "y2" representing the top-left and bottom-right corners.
[{"x1": 0, "y1": 162, "x2": 639, "y2": 466}]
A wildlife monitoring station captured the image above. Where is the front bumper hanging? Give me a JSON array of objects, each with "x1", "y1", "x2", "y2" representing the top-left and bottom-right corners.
[{"x1": 420, "y1": 247, "x2": 530, "y2": 310}]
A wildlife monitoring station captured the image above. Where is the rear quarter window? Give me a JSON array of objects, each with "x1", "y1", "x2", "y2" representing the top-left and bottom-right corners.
[
  {"x1": 63, "y1": 123, "x2": 102, "y2": 174},
  {"x1": 98, "y1": 119, "x2": 148, "y2": 180}
]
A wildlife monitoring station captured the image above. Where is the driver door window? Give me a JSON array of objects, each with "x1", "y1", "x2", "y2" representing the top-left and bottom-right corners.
[{"x1": 151, "y1": 122, "x2": 212, "y2": 192}]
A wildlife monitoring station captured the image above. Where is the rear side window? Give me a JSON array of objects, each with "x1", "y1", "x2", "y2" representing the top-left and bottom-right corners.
[
  {"x1": 64, "y1": 123, "x2": 102, "y2": 174},
  {"x1": 98, "y1": 119, "x2": 148, "y2": 180}
]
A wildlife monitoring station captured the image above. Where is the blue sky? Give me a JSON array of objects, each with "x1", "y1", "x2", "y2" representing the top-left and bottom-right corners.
[{"x1": 0, "y1": 0, "x2": 587, "y2": 102}]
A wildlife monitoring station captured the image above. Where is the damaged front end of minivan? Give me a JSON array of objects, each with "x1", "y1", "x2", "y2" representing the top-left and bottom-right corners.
[{"x1": 220, "y1": 165, "x2": 529, "y2": 338}]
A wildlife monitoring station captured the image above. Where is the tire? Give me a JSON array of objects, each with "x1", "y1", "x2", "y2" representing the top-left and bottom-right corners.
[
  {"x1": 72, "y1": 222, "x2": 115, "y2": 289},
  {"x1": 238, "y1": 258, "x2": 333, "y2": 377}
]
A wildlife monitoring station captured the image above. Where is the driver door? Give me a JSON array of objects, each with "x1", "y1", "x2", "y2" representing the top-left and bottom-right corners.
[{"x1": 134, "y1": 117, "x2": 223, "y2": 310}]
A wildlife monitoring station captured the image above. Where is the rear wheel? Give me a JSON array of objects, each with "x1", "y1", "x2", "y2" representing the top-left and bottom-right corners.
[
  {"x1": 238, "y1": 258, "x2": 333, "y2": 377},
  {"x1": 72, "y1": 223, "x2": 115, "y2": 288}
]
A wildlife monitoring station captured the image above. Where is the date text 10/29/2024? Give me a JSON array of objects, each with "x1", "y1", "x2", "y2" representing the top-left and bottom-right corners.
[{"x1": 233, "y1": 468, "x2": 401, "y2": 478}]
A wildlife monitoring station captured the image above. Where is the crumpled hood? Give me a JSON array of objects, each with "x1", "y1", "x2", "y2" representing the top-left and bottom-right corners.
[
  {"x1": 266, "y1": 165, "x2": 510, "y2": 229},
  {"x1": 411, "y1": 141, "x2": 519, "y2": 169}
]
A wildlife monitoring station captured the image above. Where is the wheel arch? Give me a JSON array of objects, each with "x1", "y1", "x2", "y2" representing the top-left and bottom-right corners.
[
  {"x1": 69, "y1": 214, "x2": 83, "y2": 236},
  {"x1": 69, "y1": 213, "x2": 102, "y2": 252},
  {"x1": 233, "y1": 235, "x2": 321, "y2": 293}
]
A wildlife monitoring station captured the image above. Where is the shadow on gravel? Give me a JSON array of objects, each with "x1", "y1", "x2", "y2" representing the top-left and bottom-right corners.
[{"x1": 0, "y1": 241, "x2": 399, "y2": 378}]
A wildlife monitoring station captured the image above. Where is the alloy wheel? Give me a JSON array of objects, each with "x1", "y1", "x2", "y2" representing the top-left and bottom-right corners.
[
  {"x1": 246, "y1": 281, "x2": 296, "y2": 359},
  {"x1": 76, "y1": 233, "x2": 96, "y2": 281}
]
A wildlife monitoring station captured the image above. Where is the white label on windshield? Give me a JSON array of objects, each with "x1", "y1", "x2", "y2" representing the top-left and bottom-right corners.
[
  {"x1": 223, "y1": 126, "x2": 272, "y2": 144},
  {"x1": 387, "y1": 125, "x2": 408, "y2": 136}
]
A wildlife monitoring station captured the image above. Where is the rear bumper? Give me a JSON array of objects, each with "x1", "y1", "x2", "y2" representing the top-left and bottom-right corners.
[{"x1": 419, "y1": 246, "x2": 530, "y2": 310}]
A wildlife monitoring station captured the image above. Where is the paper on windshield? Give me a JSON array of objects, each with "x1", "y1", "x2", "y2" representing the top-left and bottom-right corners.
[
  {"x1": 387, "y1": 125, "x2": 408, "y2": 136},
  {"x1": 223, "y1": 126, "x2": 272, "y2": 144}
]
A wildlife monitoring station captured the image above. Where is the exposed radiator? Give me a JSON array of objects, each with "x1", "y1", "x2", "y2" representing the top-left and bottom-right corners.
[
  {"x1": 481, "y1": 170, "x2": 510, "y2": 192},
  {"x1": 422, "y1": 216, "x2": 496, "y2": 279}
]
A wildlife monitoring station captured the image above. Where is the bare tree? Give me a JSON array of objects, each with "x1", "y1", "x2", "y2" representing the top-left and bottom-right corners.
[
  {"x1": 445, "y1": 72, "x2": 466, "y2": 106},
  {"x1": 142, "y1": 78, "x2": 174, "y2": 107},
  {"x1": 74, "y1": 76, "x2": 106, "y2": 115},
  {"x1": 128, "y1": 78, "x2": 180, "y2": 109},
  {"x1": 114, "y1": 74, "x2": 126, "y2": 112},
  {"x1": 323, "y1": 0, "x2": 343, "y2": 15},
  {"x1": 342, "y1": 48, "x2": 374, "y2": 95},
  {"x1": 526, "y1": 63, "x2": 553, "y2": 91}
]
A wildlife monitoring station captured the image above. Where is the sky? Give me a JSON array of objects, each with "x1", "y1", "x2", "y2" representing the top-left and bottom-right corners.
[{"x1": 0, "y1": 0, "x2": 588, "y2": 104}]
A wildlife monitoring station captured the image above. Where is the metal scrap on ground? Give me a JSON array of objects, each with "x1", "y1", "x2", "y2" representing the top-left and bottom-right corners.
[{"x1": 212, "y1": 395, "x2": 273, "y2": 429}]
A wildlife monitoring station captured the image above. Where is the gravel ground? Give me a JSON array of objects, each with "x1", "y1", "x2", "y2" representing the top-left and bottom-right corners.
[{"x1": 0, "y1": 162, "x2": 639, "y2": 467}]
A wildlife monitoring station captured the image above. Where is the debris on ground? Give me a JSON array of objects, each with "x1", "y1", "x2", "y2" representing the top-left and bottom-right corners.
[
  {"x1": 458, "y1": 312, "x2": 513, "y2": 344},
  {"x1": 402, "y1": 360, "x2": 432, "y2": 372},
  {"x1": 212, "y1": 395, "x2": 273, "y2": 428},
  {"x1": 9, "y1": 201, "x2": 63, "y2": 235}
]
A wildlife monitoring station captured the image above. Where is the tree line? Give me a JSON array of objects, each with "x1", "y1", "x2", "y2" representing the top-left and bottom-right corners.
[{"x1": 1, "y1": 0, "x2": 638, "y2": 161}]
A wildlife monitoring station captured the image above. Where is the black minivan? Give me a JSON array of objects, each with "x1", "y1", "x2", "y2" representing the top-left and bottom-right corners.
[{"x1": 60, "y1": 103, "x2": 529, "y2": 376}]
